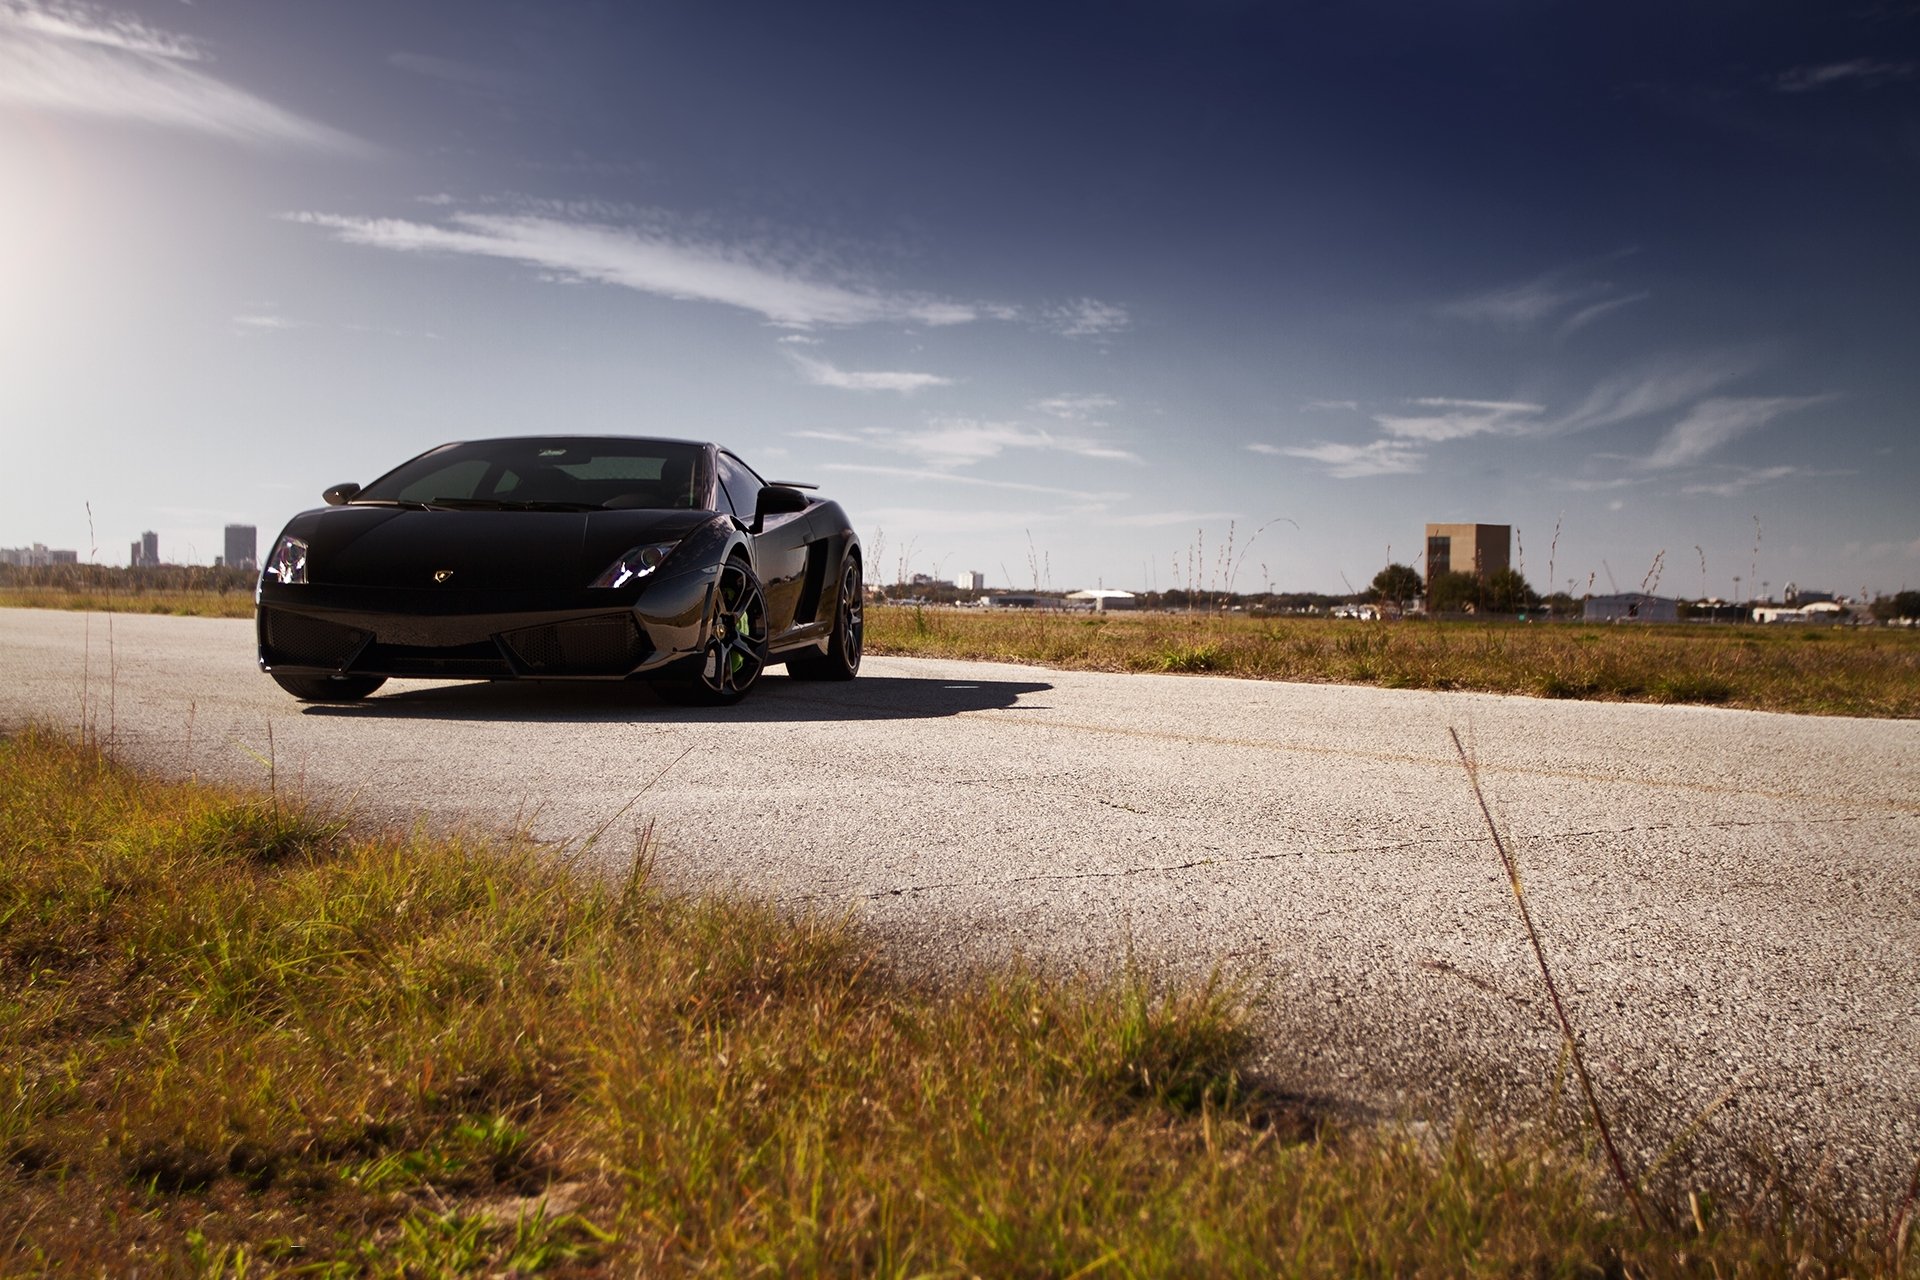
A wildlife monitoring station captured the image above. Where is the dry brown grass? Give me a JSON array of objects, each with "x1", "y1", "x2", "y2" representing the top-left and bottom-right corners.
[
  {"x1": 867, "y1": 606, "x2": 1920, "y2": 718},
  {"x1": 3, "y1": 731, "x2": 1914, "y2": 1274}
]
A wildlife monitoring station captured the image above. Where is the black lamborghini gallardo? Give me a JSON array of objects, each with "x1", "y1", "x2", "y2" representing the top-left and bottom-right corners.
[{"x1": 255, "y1": 436, "x2": 862, "y2": 705}]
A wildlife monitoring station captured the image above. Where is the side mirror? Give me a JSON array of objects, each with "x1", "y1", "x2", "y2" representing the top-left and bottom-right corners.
[
  {"x1": 753, "y1": 484, "x2": 810, "y2": 531},
  {"x1": 322, "y1": 482, "x2": 361, "y2": 506}
]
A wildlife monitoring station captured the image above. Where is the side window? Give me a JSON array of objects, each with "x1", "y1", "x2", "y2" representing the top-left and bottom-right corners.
[{"x1": 715, "y1": 453, "x2": 763, "y2": 520}]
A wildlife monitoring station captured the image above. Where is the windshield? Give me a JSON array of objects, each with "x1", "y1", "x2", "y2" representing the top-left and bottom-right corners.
[{"x1": 354, "y1": 438, "x2": 709, "y2": 511}]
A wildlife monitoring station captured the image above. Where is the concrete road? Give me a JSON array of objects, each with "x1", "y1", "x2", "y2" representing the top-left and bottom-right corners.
[{"x1": 3, "y1": 606, "x2": 1916, "y2": 1203}]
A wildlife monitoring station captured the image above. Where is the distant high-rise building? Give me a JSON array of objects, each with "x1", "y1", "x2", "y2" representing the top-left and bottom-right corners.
[
  {"x1": 132, "y1": 530, "x2": 159, "y2": 568},
  {"x1": 224, "y1": 524, "x2": 257, "y2": 572},
  {"x1": 1424, "y1": 523, "x2": 1510, "y2": 587},
  {"x1": 1, "y1": 543, "x2": 76, "y2": 567},
  {"x1": 957, "y1": 570, "x2": 986, "y2": 591}
]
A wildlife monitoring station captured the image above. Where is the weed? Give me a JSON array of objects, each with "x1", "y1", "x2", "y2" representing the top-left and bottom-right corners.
[
  {"x1": 3, "y1": 730, "x2": 1916, "y2": 1275},
  {"x1": 865, "y1": 606, "x2": 1920, "y2": 717}
]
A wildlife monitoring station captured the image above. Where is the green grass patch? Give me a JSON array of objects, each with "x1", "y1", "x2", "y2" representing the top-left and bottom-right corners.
[
  {"x1": 867, "y1": 607, "x2": 1920, "y2": 718},
  {"x1": 1, "y1": 730, "x2": 1914, "y2": 1274}
]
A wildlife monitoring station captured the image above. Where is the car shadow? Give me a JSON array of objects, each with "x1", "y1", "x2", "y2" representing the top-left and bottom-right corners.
[{"x1": 299, "y1": 673, "x2": 1054, "y2": 723}]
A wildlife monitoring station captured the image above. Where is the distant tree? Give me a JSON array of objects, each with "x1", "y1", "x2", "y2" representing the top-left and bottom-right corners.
[
  {"x1": 1871, "y1": 590, "x2": 1920, "y2": 621},
  {"x1": 1545, "y1": 591, "x2": 1579, "y2": 618},
  {"x1": 1370, "y1": 563, "x2": 1424, "y2": 607},
  {"x1": 1484, "y1": 567, "x2": 1536, "y2": 613},
  {"x1": 1426, "y1": 571, "x2": 1480, "y2": 613}
]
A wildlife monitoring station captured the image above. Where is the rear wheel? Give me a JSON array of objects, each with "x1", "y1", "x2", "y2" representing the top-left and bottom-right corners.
[
  {"x1": 788, "y1": 556, "x2": 862, "y2": 681},
  {"x1": 270, "y1": 673, "x2": 386, "y2": 703},
  {"x1": 668, "y1": 558, "x2": 769, "y2": 705}
]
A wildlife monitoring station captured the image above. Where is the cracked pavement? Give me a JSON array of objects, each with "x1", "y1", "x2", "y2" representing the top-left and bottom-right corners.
[{"x1": 3, "y1": 606, "x2": 1916, "y2": 1203}]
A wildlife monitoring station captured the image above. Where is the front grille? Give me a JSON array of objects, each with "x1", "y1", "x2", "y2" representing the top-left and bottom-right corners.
[
  {"x1": 499, "y1": 615, "x2": 646, "y2": 675},
  {"x1": 261, "y1": 609, "x2": 368, "y2": 669},
  {"x1": 355, "y1": 641, "x2": 514, "y2": 678}
]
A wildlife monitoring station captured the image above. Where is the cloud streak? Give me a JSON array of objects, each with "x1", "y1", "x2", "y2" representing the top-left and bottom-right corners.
[
  {"x1": 788, "y1": 353, "x2": 952, "y2": 393},
  {"x1": 1773, "y1": 59, "x2": 1915, "y2": 92},
  {"x1": 1442, "y1": 252, "x2": 1644, "y2": 334},
  {"x1": 813, "y1": 418, "x2": 1138, "y2": 468},
  {"x1": 1042, "y1": 298, "x2": 1130, "y2": 337},
  {"x1": 822, "y1": 462, "x2": 1123, "y2": 503},
  {"x1": 0, "y1": 0, "x2": 366, "y2": 150},
  {"x1": 1375, "y1": 397, "x2": 1544, "y2": 442},
  {"x1": 290, "y1": 209, "x2": 1016, "y2": 329},
  {"x1": 1252, "y1": 439, "x2": 1426, "y2": 478},
  {"x1": 1642, "y1": 395, "x2": 1833, "y2": 469}
]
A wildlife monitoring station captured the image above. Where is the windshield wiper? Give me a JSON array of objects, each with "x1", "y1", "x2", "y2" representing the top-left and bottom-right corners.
[{"x1": 347, "y1": 498, "x2": 439, "y2": 510}]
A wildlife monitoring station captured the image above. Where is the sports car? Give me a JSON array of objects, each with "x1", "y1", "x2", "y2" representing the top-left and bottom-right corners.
[{"x1": 255, "y1": 436, "x2": 862, "y2": 705}]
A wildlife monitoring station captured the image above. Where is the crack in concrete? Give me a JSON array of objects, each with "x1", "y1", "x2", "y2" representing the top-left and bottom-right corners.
[{"x1": 780, "y1": 809, "x2": 1917, "y2": 906}]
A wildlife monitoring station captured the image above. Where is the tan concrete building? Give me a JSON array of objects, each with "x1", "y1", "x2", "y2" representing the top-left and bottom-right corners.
[{"x1": 1425, "y1": 523, "x2": 1510, "y2": 586}]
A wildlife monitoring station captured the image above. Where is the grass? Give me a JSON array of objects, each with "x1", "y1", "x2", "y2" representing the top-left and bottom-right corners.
[
  {"x1": 3, "y1": 731, "x2": 1915, "y2": 1274},
  {"x1": 3, "y1": 580, "x2": 1914, "y2": 715},
  {"x1": 0, "y1": 585, "x2": 256, "y2": 618},
  {"x1": 867, "y1": 606, "x2": 1920, "y2": 718}
]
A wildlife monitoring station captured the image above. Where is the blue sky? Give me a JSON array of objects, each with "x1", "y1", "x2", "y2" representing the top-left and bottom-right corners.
[{"x1": 2, "y1": 0, "x2": 1916, "y2": 597}]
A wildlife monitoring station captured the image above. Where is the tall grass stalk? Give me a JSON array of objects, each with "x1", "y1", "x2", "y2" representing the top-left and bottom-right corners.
[{"x1": 1450, "y1": 726, "x2": 1650, "y2": 1230}]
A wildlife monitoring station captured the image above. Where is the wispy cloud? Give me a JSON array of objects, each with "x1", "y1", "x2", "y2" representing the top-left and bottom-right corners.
[
  {"x1": 289, "y1": 209, "x2": 995, "y2": 329},
  {"x1": 1042, "y1": 298, "x2": 1130, "y2": 337},
  {"x1": 1375, "y1": 397, "x2": 1544, "y2": 442},
  {"x1": 1253, "y1": 439, "x2": 1426, "y2": 479},
  {"x1": 817, "y1": 418, "x2": 1138, "y2": 468},
  {"x1": 0, "y1": 0, "x2": 366, "y2": 150},
  {"x1": 788, "y1": 353, "x2": 952, "y2": 394},
  {"x1": 231, "y1": 313, "x2": 298, "y2": 331},
  {"x1": 1303, "y1": 399, "x2": 1359, "y2": 412},
  {"x1": 1551, "y1": 351, "x2": 1763, "y2": 433},
  {"x1": 1561, "y1": 291, "x2": 1651, "y2": 334},
  {"x1": 1032, "y1": 393, "x2": 1118, "y2": 422},
  {"x1": 1773, "y1": 59, "x2": 1916, "y2": 92},
  {"x1": 1442, "y1": 252, "x2": 1642, "y2": 333},
  {"x1": 1642, "y1": 395, "x2": 1833, "y2": 469},
  {"x1": 776, "y1": 334, "x2": 821, "y2": 345},
  {"x1": 822, "y1": 462, "x2": 1123, "y2": 502},
  {"x1": 1679, "y1": 465, "x2": 1805, "y2": 497}
]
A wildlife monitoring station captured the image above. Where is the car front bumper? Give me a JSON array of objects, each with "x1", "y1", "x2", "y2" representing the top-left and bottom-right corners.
[{"x1": 256, "y1": 565, "x2": 717, "y2": 681}]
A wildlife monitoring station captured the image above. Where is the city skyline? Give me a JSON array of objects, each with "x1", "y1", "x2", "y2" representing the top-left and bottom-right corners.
[{"x1": 1, "y1": 1, "x2": 1916, "y2": 596}]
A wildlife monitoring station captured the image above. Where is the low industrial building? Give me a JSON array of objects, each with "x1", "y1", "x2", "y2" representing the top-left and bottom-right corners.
[
  {"x1": 1064, "y1": 588, "x2": 1137, "y2": 611},
  {"x1": 1754, "y1": 601, "x2": 1848, "y2": 624},
  {"x1": 1584, "y1": 593, "x2": 1679, "y2": 623}
]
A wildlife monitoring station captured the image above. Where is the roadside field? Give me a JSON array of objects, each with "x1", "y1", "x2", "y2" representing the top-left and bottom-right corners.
[
  {"x1": 4, "y1": 580, "x2": 1916, "y2": 716},
  {"x1": 3, "y1": 729, "x2": 1911, "y2": 1276},
  {"x1": 0, "y1": 585, "x2": 255, "y2": 618},
  {"x1": 868, "y1": 605, "x2": 1920, "y2": 718}
]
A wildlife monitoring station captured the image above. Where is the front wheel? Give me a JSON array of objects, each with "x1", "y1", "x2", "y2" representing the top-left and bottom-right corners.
[
  {"x1": 270, "y1": 673, "x2": 386, "y2": 703},
  {"x1": 788, "y1": 557, "x2": 862, "y2": 681},
  {"x1": 666, "y1": 558, "x2": 769, "y2": 705}
]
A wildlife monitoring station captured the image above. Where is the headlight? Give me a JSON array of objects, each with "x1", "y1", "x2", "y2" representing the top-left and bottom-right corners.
[
  {"x1": 264, "y1": 535, "x2": 308, "y2": 585},
  {"x1": 589, "y1": 541, "x2": 680, "y2": 589}
]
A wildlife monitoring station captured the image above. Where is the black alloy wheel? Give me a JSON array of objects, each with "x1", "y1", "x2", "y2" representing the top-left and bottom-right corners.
[
  {"x1": 270, "y1": 673, "x2": 388, "y2": 703},
  {"x1": 682, "y1": 558, "x2": 769, "y2": 704},
  {"x1": 789, "y1": 556, "x2": 863, "y2": 681}
]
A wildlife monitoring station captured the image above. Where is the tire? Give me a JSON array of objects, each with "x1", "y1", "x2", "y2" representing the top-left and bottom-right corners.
[
  {"x1": 271, "y1": 673, "x2": 386, "y2": 703},
  {"x1": 788, "y1": 556, "x2": 862, "y2": 682},
  {"x1": 666, "y1": 557, "x2": 769, "y2": 705}
]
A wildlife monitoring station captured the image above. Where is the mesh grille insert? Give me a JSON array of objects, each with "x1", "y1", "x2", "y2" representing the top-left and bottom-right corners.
[
  {"x1": 500, "y1": 615, "x2": 645, "y2": 675},
  {"x1": 261, "y1": 609, "x2": 367, "y2": 668}
]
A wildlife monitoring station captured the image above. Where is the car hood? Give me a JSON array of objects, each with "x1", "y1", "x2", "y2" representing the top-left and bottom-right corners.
[{"x1": 294, "y1": 506, "x2": 718, "y2": 590}]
